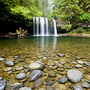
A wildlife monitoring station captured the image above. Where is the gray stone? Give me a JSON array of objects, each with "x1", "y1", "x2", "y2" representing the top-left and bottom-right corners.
[
  {"x1": 4, "y1": 67, "x2": 13, "y2": 72},
  {"x1": 75, "y1": 64, "x2": 83, "y2": 68},
  {"x1": 0, "y1": 77, "x2": 3, "y2": 81},
  {"x1": 5, "y1": 60, "x2": 14, "y2": 66},
  {"x1": 34, "y1": 79, "x2": 43, "y2": 89},
  {"x1": 29, "y1": 62, "x2": 43, "y2": 70},
  {"x1": 65, "y1": 66, "x2": 72, "y2": 69},
  {"x1": 0, "y1": 80, "x2": 7, "y2": 90},
  {"x1": 16, "y1": 73, "x2": 27, "y2": 80},
  {"x1": 30, "y1": 70, "x2": 42, "y2": 81},
  {"x1": 82, "y1": 81, "x2": 90, "y2": 88},
  {"x1": 77, "y1": 60, "x2": 84, "y2": 64},
  {"x1": 19, "y1": 87, "x2": 31, "y2": 90},
  {"x1": 0, "y1": 58, "x2": 5, "y2": 61},
  {"x1": 76, "y1": 57, "x2": 81, "y2": 60},
  {"x1": 16, "y1": 67, "x2": 23, "y2": 70},
  {"x1": 58, "y1": 76, "x2": 68, "y2": 84},
  {"x1": 85, "y1": 62, "x2": 90, "y2": 66},
  {"x1": 25, "y1": 69, "x2": 29, "y2": 73},
  {"x1": 37, "y1": 56, "x2": 41, "y2": 59},
  {"x1": 73, "y1": 85, "x2": 83, "y2": 90},
  {"x1": 14, "y1": 56, "x2": 20, "y2": 60},
  {"x1": 58, "y1": 54, "x2": 65, "y2": 57},
  {"x1": 67, "y1": 69, "x2": 83, "y2": 83},
  {"x1": 46, "y1": 81, "x2": 55, "y2": 86}
]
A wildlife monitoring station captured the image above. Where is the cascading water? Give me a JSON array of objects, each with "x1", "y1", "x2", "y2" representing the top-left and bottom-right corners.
[
  {"x1": 53, "y1": 19, "x2": 57, "y2": 36},
  {"x1": 33, "y1": 17, "x2": 57, "y2": 36}
]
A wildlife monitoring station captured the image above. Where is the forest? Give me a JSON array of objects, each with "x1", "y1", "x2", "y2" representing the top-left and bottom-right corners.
[{"x1": 0, "y1": 0, "x2": 90, "y2": 34}]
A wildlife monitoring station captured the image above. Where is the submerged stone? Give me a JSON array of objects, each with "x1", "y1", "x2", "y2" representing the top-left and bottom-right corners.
[
  {"x1": 16, "y1": 73, "x2": 27, "y2": 80},
  {"x1": 5, "y1": 60, "x2": 14, "y2": 66},
  {"x1": 67, "y1": 69, "x2": 83, "y2": 83},
  {"x1": 30, "y1": 70, "x2": 42, "y2": 81}
]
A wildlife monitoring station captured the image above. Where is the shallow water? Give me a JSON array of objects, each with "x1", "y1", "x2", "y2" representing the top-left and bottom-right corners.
[{"x1": 0, "y1": 36, "x2": 90, "y2": 86}]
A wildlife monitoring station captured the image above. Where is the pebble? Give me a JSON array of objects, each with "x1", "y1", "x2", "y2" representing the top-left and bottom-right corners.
[
  {"x1": 29, "y1": 62, "x2": 43, "y2": 70},
  {"x1": 4, "y1": 67, "x2": 13, "y2": 72},
  {"x1": 75, "y1": 64, "x2": 83, "y2": 68},
  {"x1": 0, "y1": 80, "x2": 7, "y2": 90},
  {"x1": 14, "y1": 56, "x2": 20, "y2": 60},
  {"x1": 55, "y1": 84, "x2": 67, "y2": 90},
  {"x1": 0, "y1": 58, "x2": 5, "y2": 61},
  {"x1": 46, "y1": 81, "x2": 55, "y2": 86},
  {"x1": 19, "y1": 87, "x2": 31, "y2": 90},
  {"x1": 84, "y1": 62, "x2": 90, "y2": 66},
  {"x1": 58, "y1": 54, "x2": 65, "y2": 57},
  {"x1": 16, "y1": 67, "x2": 23, "y2": 70},
  {"x1": 82, "y1": 81, "x2": 90, "y2": 88},
  {"x1": 77, "y1": 60, "x2": 84, "y2": 64},
  {"x1": 58, "y1": 76, "x2": 68, "y2": 84},
  {"x1": 16, "y1": 73, "x2": 27, "y2": 80},
  {"x1": 5, "y1": 60, "x2": 14, "y2": 66},
  {"x1": 34, "y1": 79, "x2": 43, "y2": 89},
  {"x1": 0, "y1": 77, "x2": 3, "y2": 81},
  {"x1": 30, "y1": 70, "x2": 42, "y2": 81},
  {"x1": 67, "y1": 69, "x2": 83, "y2": 83},
  {"x1": 76, "y1": 57, "x2": 81, "y2": 60},
  {"x1": 48, "y1": 71, "x2": 56, "y2": 78},
  {"x1": 73, "y1": 85, "x2": 83, "y2": 90}
]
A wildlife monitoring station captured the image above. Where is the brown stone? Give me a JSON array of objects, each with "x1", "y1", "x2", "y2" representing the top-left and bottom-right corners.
[
  {"x1": 55, "y1": 84, "x2": 67, "y2": 90},
  {"x1": 48, "y1": 71, "x2": 56, "y2": 78}
]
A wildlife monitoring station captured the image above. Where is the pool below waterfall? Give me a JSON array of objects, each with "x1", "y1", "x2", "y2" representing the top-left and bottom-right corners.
[{"x1": 0, "y1": 36, "x2": 90, "y2": 89}]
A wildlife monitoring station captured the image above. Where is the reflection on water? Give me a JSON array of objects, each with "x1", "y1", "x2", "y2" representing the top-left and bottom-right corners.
[{"x1": 35, "y1": 36, "x2": 57, "y2": 51}]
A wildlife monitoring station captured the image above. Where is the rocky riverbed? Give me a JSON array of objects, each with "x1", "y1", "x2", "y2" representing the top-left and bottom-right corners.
[
  {"x1": 0, "y1": 36, "x2": 90, "y2": 90},
  {"x1": 0, "y1": 54, "x2": 90, "y2": 90}
]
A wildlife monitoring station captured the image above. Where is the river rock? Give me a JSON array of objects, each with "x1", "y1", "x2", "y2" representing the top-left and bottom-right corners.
[
  {"x1": 58, "y1": 76, "x2": 68, "y2": 84},
  {"x1": 16, "y1": 73, "x2": 27, "y2": 80},
  {"x1": 29, "y1": 62, "x2": 43, "y2": 70},
  {"x1": 0, "y1": 80, "x2": 7, "y2": 90},
  {"x1": 82, "y1": 81, "x2": 90, "y2": 88},
  {"x1": 75, "y1": 64, "x2": 83, "y2": 68},
  {"x1": 4, "y1": 67, "x2": 13, "y2": 72},
  {"x1": 0, "y1": 77, "x2": 3, "y2": 81},
  {"x1": 73, "y1": 85, "x2": 83, "y2": 90},
  {"x1": 77, "y1": 60, "x2": 84, "y2": 64},
  {"x1": 67, "y1": 69, "x2": 83, "y2": 83},
  {"x1": 5, "y1": 60, "x2": 14, "y2": 66},
  {"x1": 14, "y1": 56, "x2": 20, "y2": 60},
  {"x1": 58, "y1": 54, "x2": 65, "y2": 57},
  {"x1": 16, "y1": 67, "x2": 23, "y2": 71},
  {"x1": 0, "y1": 58, "x2": 5, "y2": 61},
  {"x1": 76, "y1": 57, "x2": 81, "y2": 60},
  {"x1": 19, "y1": 87, "x2": 31, "y2": 90},
  {"x1": 34, "y1": 79, "x2": 43, "y2": 89},
  {"x1": 30, "y1": 70, "x2": 42, "y2": 81}
]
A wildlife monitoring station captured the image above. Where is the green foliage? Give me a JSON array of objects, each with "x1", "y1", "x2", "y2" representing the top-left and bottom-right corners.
[{"x1": 70, "y1": 27, "x2": 90, "y2": 34}]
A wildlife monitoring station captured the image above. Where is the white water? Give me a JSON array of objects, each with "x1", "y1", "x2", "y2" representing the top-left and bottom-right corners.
[
  {"x1": 33, "y1": 17, "x2": 57, "y2": 36},
  {"x1": 36, "y1": 17, "x2": 39, "y2": 35},
  {"x1": 46, "y1": 18, "x2": 49, "y2": 35},
  {"x1": 53, "y1": 19, "x2": 57, "y2": 36}
]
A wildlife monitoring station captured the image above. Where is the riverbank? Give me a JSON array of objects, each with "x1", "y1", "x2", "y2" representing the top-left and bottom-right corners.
[{"x1": 59, "y1": 33, "x2": 90, "y2": 37}]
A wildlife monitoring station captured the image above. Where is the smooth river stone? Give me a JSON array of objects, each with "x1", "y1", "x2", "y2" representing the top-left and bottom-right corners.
[
  {"x1": 67, "y1": 69, "x2": 83, "y2": 83},
  {"x1": 29, "y1": 62, "x2": 43, "y2": 70},
  {"x1": 73, "y1": 85, "x2": 83, "y2": 90},
  {"x1": 5, "y1": 60, "x2": 14, "y2": 66},
  {"x1": 30, "y1": 70, "x2": 42, "y2": 81},
  {"x1": 16, "y1": 73, "x2": 27, "y2": 80},
  {"x1": 0, "y1": 80, "x2": 7, "y2": 90},
  {"x1": 19, "y1": 87, "x2": 31, "y2": 90},
  {"x1": 0, "y1": 58, "x2": 5, "y2": 61}
]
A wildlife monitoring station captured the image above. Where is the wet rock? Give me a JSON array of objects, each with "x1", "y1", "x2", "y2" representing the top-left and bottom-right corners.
[
  {"x1": 30, "y1": 70, "x2": 42, "y2": 81},
  {"x1": 16, "y1": 73, "x2": 27, "y2": 80},
  {"x1": 75, "y1": 64, "x2": 83, "y2": 68},
  {"x1": 4, "y1": 67, "x2": 13, "y2": 72},
  {"x1": 73, "y1": 85, "x2": 83, "y2": 90},
  {"x1": 34, "y1": 79, "x2": 43, "y2": 89},
  {"x1": 35, "y1": 61, "x2": 44, "y2": 67},
  {"x1": 76, "y1": 57, "x2": 81, "y2": 60},
  {"x1": 0, "y1": 77, "x2": 3, "y2": 81},
  {"x1": 0, "y1": 80, "x2": 7, "y2": 90},
  {"x1": 16, "y1": 67, "x2": 23, "y2": 71},
  {"x1": 46, "y1": 81, "x2": 55, "y2": 86},
  {"x1": 48, "y1": 71, "x2": 56, "y2": 78},
  {"x1": 58, "y1": 54, "x2": 65, "y2": 57},
  {"x1": 82, "y1": 81, "x2": 90, "y2": 88},
  {"x1": 58, "y1": 76, "x2": 68, "y2": 84},
  {"x1": 19, "y1": 87, "x2": 31, "y2": 90},
  {"x1": 25, "y1": 69, "x2": 29, "y2": 73},
  {"x1": 67, "y1": 69, "x2": 83, "y2": 83},
  {"x1": 5, "y1": 60, "x2": 14, "y2": 66},
  {"x1": 29, "y1": 62, "x2": 43, "y2": 70},
  {"x1": 77, "y1": 60, "x2": 84, "y2": 64},
  {"x1": 0, "y1": 58, "x2": 5, "y2": 61}
]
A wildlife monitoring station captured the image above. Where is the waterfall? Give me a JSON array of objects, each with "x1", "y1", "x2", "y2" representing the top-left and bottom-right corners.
[
  {"x1": 46, "y1": 18, "x2": 49, "y2": 35},
  {"x1": 53, "y1": 19, "x2": 57, "y2": 36},
  {"x1": 33, "y1": 17, "x2": 57, "y2": 36},
  {"x1": 36, "y1": 17, "x2": 39, "y2": 35},
  {"x1": 40, "y1": 17, "x2": 45, "y2": 36}
]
